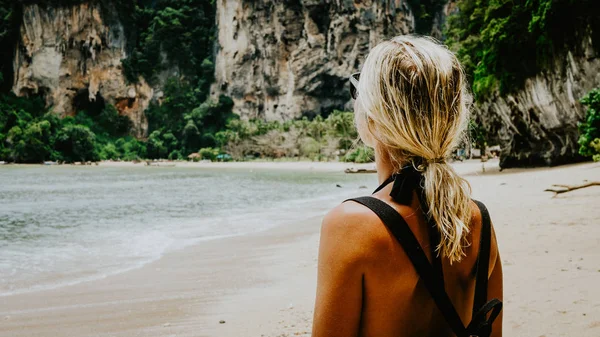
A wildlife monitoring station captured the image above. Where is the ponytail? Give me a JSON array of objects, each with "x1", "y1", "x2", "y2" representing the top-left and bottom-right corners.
[{"x1": 420, "y1": 160, "x2": 472, "y2": 264}]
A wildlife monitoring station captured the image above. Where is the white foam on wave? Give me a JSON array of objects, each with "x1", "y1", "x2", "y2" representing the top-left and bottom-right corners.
[
  {"x1": 0, "y1": 230, "x2": 173, "y2": 297},
  {"x1": 1, "y1": 181, "x2": 370, "y2": 298}
]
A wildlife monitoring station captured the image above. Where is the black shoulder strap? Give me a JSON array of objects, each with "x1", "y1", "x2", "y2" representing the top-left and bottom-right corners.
[
  {"x1": 473, "y1": 200, "x2": 492, "y2": 314},
  {"x1": 346, "y1": 196, "x2": 468, "y2": 337}
]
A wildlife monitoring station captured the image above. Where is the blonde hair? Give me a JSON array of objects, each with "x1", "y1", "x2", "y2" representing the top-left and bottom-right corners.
[{"x1": 356, "y1": 35, "x2": 472, "y2": 263}]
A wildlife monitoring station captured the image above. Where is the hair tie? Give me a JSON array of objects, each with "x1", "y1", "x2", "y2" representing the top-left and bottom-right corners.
[
  {"x1": 427, "y1": 157, "x2": 446, "y2": 164},
  {"x1": 412, "y1": 156, "x2": 446, "y2": 171}
]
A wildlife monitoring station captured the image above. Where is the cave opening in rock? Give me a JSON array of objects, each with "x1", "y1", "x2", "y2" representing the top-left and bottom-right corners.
[
  {"x1": 311, "y1": 73, "x2": 349, "y2": 99},
  {"x1": 17, "y1": 87, "x2": 49, "y2": 111},
  {"x1": 73, "y1": 89, "x2": 106, "y2": 116},
  {"x1": 308, "y1": 4, "x2": 331, "y2": 34}
]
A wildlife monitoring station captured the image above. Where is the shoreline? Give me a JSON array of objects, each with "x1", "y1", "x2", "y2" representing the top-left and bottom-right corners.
[
  {"x1": 1, "y1": 161, "x2": 599, "y2": 336},
  {"x1": 2, "y1": 159, "x2": 375, "y2": 172},
  {"x1": 101, "y1": 159, "x2": 378, "y2": 172},
  {"x1": 2, "y1": 158, "x2": 503, "y2": 174}
]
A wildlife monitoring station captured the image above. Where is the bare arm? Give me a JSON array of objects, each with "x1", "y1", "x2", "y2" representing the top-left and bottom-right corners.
[{"x1": 312, "y1": 205, "x2": 367, "y2": 337}]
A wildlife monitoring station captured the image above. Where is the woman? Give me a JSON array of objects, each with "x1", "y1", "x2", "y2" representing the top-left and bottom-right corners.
[{"x1": 312, "y1": 36, "x2": 503, "y2": 337}]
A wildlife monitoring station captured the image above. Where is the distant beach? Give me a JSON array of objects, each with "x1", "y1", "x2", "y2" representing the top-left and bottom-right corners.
[
  {"x1": 1, "y1": 160, "x2": 599, "y2": 336},
  {"x1": 97, "y1": 159, "x2": 380, "y2": 172},
  {"x1": 7, "y1": 157, "x2": 503, "y2": 175}
]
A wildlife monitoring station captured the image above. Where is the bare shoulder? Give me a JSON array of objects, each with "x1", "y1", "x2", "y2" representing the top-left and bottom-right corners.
[
  {"x1": 469, "y1": 200, "x2": 483, "y2": 230},
  {"x1": 320, "y1": 200, "x2": 393, "y2": 257}
]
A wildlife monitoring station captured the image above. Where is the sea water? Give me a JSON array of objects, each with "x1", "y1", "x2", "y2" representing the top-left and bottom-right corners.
[{"x1": 0, "y1": 165, "x2": 376, "y2": 296}]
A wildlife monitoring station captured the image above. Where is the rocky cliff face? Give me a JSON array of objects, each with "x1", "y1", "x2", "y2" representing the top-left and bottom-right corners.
[
  {"x1": 12, "y1": 2, "x2": 152, "y2": 137},
  {"x1": 213, "y1": 0, "x2": 599, "y2": 168},
  {"x1": 431, "y1": 0, "x2": 457, "y2": 40},
  {"x1": 11, "y1": 0, "x2": 596, "y2": 168},
  {"x1": 474, "y1": 34, "x2": 600, "y2": 168},
  {"x1": 212, "y1": 0, "x2": 415, "y2": 121}
]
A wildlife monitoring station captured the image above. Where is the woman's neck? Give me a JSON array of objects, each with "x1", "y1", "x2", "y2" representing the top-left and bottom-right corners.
[{"x1": 375, "y1": 149, "x2": 396, "y2": 184}]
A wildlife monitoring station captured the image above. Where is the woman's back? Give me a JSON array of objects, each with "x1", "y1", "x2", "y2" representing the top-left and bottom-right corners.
[{"x1": 312, "y1": 183, "x2": 502, "y2": 337}]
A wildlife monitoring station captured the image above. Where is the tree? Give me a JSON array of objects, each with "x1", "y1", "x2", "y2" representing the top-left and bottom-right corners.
[
  {"x1": 5, "y1": 120, "x2": 53, "y2": 163},
  {"x1": 578, "y1": 88, "x2": 600, "y2": 161},
  {"x1": 343, "y1": 146, "x2": 374, "y2": 163},
  {"x1": 182, "y1": 120, "x2": 201, "y2": 153},
  {"x1": 100, "y1": 142, "x2": 120, "y2": 160},
  {"x1": 54, "y1": 124, "x2": 98, "y2": 163},
  {"x1": 199, "y1": 147, "x2": 219, "y2": 161},
  {"x1": 118, "y1": 137, "x2": 146, "y2": 160},
  {"x1": 121, "y1": 0, "x2": 216, "y2": 86},
  {"x1": 469, "y1": 119, "x2": 488, "y2": 154},
  {"x1": 97, "y1": 105, "x2": 132, "y2": 136},
  {"x1": 146, "y1": 130, "x2": 167, "y2": 159},
  {"x1": 326, "y1": 110, "x2": 357, "y2": 150}
]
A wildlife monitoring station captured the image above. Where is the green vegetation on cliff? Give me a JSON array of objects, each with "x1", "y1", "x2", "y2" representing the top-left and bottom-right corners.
[
  {"x1": 0, "y1": 94, "x2": 365, "y2": 163},
  {"x1": 121, "y1": 0, "x2": 215, "y2": 88},
  {"x1": 579, "y1": 88, "x2": 600, "y2": 162},
  {"x1": 120, "y1": 0, "x2": 230, "y2": 160},
  {"x1": 445, "y1": 0, "x2": 600, "y2": 100},
  {"x1": 0, "y1": 94, "x2": 147, "y2": 162},
  {"x1": 143, "y1": 82, "x2": 236, "y2": 160},
  {"x1": 215, "y1": 110, "x2": 367, "y2": 162}
]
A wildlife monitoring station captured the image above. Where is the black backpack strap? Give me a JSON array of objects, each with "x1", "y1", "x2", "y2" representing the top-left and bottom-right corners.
[
  {"x1": 346, "y1": 196, "x2": 468, "y2": 337},
  {"x1": 467, "y1": 298, "x2": 503, "y2": 335},
  {"x1": 466, "y1": 200, "x2": 502, "y2": 337},
  {"x1": 417, "y1": 191, "x2": 445, "y2": 287},
  {"x1": 472, "y1": 200, "x2": 492, "y2": 314}
]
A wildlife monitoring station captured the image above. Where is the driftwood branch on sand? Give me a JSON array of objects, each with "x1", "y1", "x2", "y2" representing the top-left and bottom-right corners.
[
  {"x1": 344, "y1": 167, "x2": 377, "y2": 174},
  {"x1": 544, "y1": 182, "x2": 600, "y2": 195}
]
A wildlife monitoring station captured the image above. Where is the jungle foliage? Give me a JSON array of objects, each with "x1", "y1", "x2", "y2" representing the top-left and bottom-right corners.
[
  {"x1": 0, "y1": 0, "x2": 229, "y2": 162},
  {"x1": 445, "y1": 0, "x2": 600, "y2": 100},
  {"x1": 214, "y1": 110, "x2": 367, "y2": 162},
  {"x1": 0, "y1": 94, "x2": 140, "y2": 162},
  {"x1": 578, "y1": 88, "x2": 600, "y2": 162}
]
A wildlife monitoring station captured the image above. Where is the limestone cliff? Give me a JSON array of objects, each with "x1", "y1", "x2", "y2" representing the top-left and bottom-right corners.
[
  {"x1": 12, "y1": 2, "x2": 151, "y2": 137},
  {"x1": 10, "y1": 0, "x2": 597, "y2": 167},
  {"x1": 212, "y1": 0, "x2": 415, "y2": 120},
  {"x1": 431, "y1": 0, "x2": 457, "y2": 40},
  {"x1": 213, "y1": 0, "x2": 599, "y2": 167},
  {"x1": 474, "y1": 33, "x2": 600, "y2": 168}
]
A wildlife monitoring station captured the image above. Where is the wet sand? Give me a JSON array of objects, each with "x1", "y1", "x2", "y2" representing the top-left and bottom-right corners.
[{"x1": 1, "y1": 160, "x2": 600, "y2": 337}]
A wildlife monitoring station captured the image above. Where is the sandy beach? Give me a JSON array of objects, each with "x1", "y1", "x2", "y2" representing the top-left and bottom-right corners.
[{"x1": 1, "y1": 160, "x2": 600, "y2": 337}]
